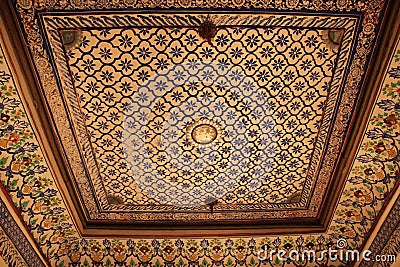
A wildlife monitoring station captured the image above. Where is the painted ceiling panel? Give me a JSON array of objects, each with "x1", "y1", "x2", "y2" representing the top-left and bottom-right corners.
[
  {"x1": 69, "y1": 26, "x2": 336, "y2": 209},
  {"x1": 0, "y1": 0, "x2": 399, "y2": 266},
  {"x1": 40, "y1": 12, "x2": 361, "y2": 223}
]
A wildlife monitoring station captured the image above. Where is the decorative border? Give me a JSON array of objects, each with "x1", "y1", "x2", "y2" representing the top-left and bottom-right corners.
[
  {"x1": 0, "y1": 19, "x2": 79, "y2": 264},
  {"x1": 0, "y1": 227, "x2": 28, "y2": 267},
  {"x1": 358, "y1": 193, "x2": 400, "y2": 267},
  {"x1": 0, "y1": 195, "x2": 46, "y2": 267},
  {"x1": 0, "y1": 30, "x2": 48, "y2": 267},
  {"x1": 359, "y1": 41, "x2": 400, "y2": 262},
  {"x1": 12, "y1": 0, "x2": 387, "y2": 12}
]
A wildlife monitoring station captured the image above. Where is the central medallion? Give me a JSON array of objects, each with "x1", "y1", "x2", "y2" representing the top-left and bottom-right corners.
[
  {"x1": 191, "y1": 124, "x2": 217, "y2": 144},
  {"x1": 186, "y1": 118, "x2": 222, "y2": 147}
]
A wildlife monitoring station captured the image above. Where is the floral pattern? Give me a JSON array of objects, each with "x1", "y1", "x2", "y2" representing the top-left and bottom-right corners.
[{"x1": 65, "y1": 27, "x2": 339, "y2": 208}]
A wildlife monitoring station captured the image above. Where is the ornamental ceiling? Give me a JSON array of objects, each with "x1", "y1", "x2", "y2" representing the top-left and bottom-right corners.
[
  {"x1": 0, "y1": 0, "x2": 399, "y2": 266},
  {"x1": 10, "y1": 6, "x2": 375, "y2": 227},
  {"x1": 55, "y1": 14, "x2": 350, "y2": 223}
]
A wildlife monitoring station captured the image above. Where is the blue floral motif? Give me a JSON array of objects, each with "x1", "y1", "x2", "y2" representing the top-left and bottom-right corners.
[{"x1": 388, "y1": 66, "x2": 400, "y2": 78}]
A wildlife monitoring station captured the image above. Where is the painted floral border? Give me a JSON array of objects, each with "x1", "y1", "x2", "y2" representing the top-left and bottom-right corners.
[
  {"x1": 0, "y1": 195, "x2": 46, "y2": 267},
  {"x1": 0, "y1": 225, "x2": 29, "y2": 267}
]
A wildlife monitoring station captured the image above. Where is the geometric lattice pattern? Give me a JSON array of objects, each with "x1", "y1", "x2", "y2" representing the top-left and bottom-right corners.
[{"x1": 69, "y1": 27, "x2": 336, "y2": 207}]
